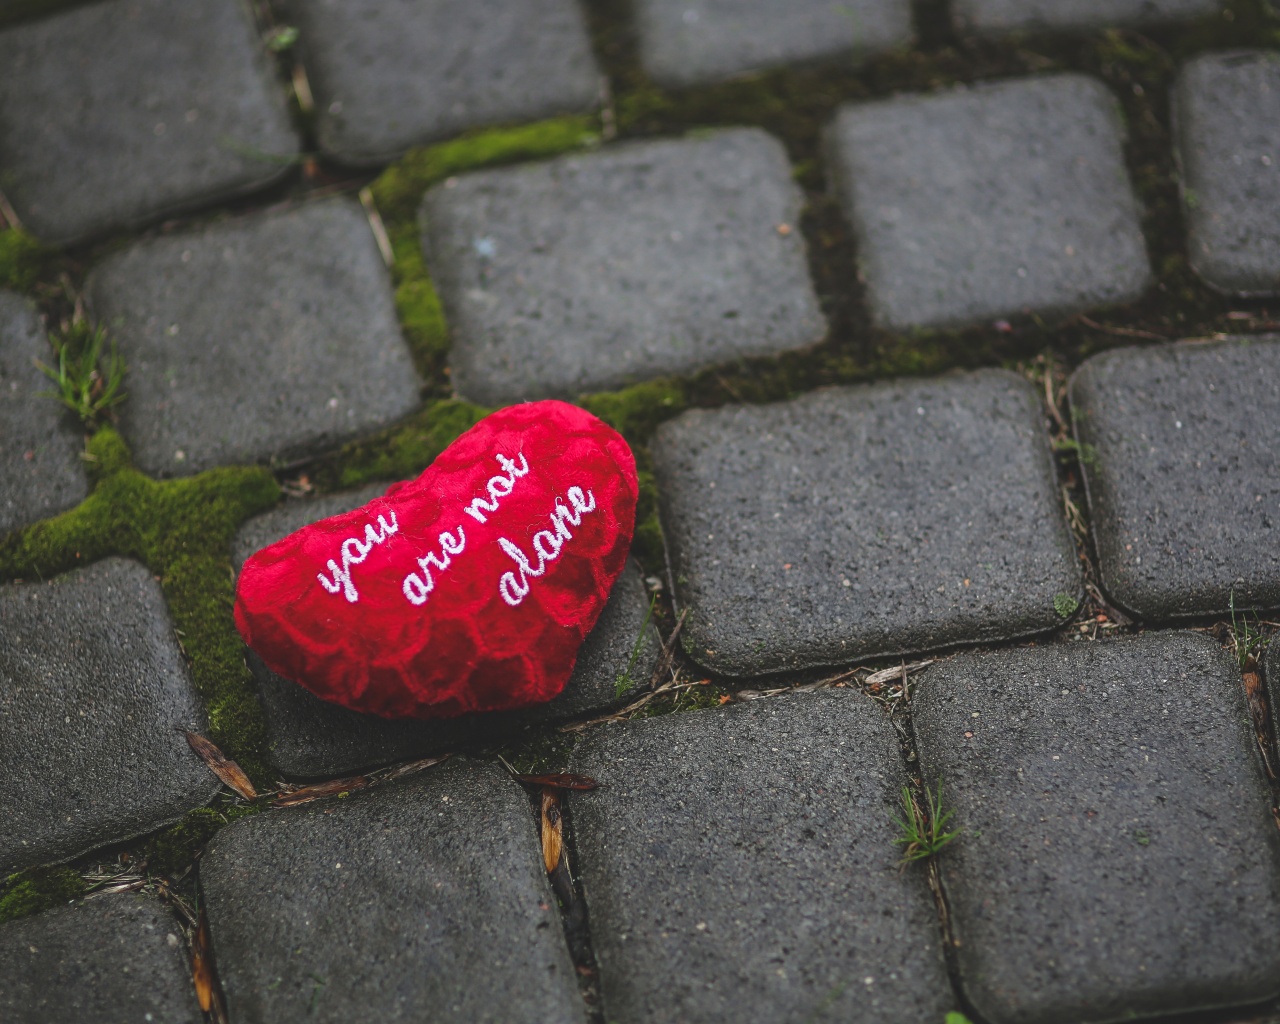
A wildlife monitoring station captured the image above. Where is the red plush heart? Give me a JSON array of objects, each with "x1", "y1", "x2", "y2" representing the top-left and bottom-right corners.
[{"x1": 234, "y1": 401, "x2": 638, "y2": 720}]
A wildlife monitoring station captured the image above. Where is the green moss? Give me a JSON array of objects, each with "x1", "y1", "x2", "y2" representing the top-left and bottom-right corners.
[
  {"x1": 144, "y1": 805, "x2": 257, "y2": 876},
  {"x1": 579, "y1": 379, "x2": 688, "y2": 445},
  {"x1": 0, "y1": 228, "x2": 53, "y2": 295},
  {"x1": 0, "y1": 866, "x2": 86, "y2": 924},
  {"x1": 0, "y1": 428, "x2": 280, "y2": 780}
]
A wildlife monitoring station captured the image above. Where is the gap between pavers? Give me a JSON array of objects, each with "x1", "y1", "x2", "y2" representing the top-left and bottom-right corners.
[
  {"x1": 0, "y1": 558, "x2": 218, "y2": 873},
  {"x1": 826, "y1": 73, "x2": 1151, "y2": 332},
  {"x1": 0, "y1": 891, "x2": 202, "y2": 1024},
  {"x1": 86, "y1": 197, "x2": 421, "y2": 479},
  {"x1": 952, "y1": 0, "x2": 1224, "y2": 36},
  {"x1": 913, "y1": 631, "x2": 1280, "y2": 1024},
  {"x1": 286, "y1": 0, "x2": 600, "y2": 166},
  {"x1": 1070, "y1": 336, "x2": 1280, "y2": 619},
  {"x1": 422, "y1": 128, "x2": 827, "y2": 405},
  {"x1": 569, "y1": 689, "x2": 957, "y2": 1023},
  {"x1": 1173, "y1": 50, "x2": 1280, "y2": 297},
  {"x1": 0, "y1": 289, "x2": 88, "y2": 536},
  {"x1": 632, "y1": 0, "x2": 913, "y2": 89},
  {"x1": 652, "y1": 368, "x2": 1082, "y2": 678},
  {"x1": 200, "y1": 758, "x2": 585, "y2": 1024},
  {"x1": 0, "y1": 0, "x2": 298, "y2": 246},
  {"x1": 233, "y1": 486, "x2": 661, "y2": 778}
]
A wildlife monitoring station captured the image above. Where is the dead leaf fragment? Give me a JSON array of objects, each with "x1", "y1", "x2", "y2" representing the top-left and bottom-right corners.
[
  {"x1": 273, "y1": 776, "x2": 369, "y2": 807},
  {"x1": 184, "y1": 732, "x2": 257, "y2": 800},
  {"x1": 515, "y1": 772, "x2": 599, "y2": 791},
  {"x1": 191, "y1": 912, "x2": 214, "y2": 1012},
  {"x1": 864, "y1": 660, "x2": 934, "y2": 686},
  {"x1": 541, "y1": 788, "x2": 564, "y2": 874}
]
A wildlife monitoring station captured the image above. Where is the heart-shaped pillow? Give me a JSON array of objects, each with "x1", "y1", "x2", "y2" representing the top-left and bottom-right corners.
[{"x1": 234, "y1": 401, "x2": 638, "y2": 720}]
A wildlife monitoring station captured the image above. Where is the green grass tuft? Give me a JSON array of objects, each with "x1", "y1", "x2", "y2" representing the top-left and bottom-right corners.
[
  {"x1": 892, "y1": 778, "x2": 961, "y2": 865},
  {"x1": 36, "y1": 320, "x2": 127, "y2": 427},
  {"x1": 0, "y1": 866, "x2": 85, "y2": 924}
]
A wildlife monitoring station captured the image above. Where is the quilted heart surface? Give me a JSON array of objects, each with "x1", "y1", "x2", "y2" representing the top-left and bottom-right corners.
[{"x1": 234, "y1": 401, "x2": 638, "y2": 719}]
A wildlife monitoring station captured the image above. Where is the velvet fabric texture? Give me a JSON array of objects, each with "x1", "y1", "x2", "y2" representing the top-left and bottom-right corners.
[{"x1": 235, "y1": 401, "x2": 638, "y2": 719}]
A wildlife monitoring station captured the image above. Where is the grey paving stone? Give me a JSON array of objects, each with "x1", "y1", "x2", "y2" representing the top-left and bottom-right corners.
[
  {"x1": 0, "y1": 290, "x2": 87, "y2": 536},
  {"x1": 954, "y1": 0, "x2": 1223, "y2": 34},
  {"x1": 1174, "y1": 51, "x2": 1280, "y2": 296},
  {"x1": 652, "y1": 369, "x2": 1081, "y2": 677},
  {"x1": 634, "y1": 0, "x2": 913, "y2": 89},
  {"x1": 0, "y1": 558, "x2": 217, "y2": 872},
  {"x1": 0, "y1": 891, "x2": 201, "y2": 1024},
  {"x1": 423, "y1": 129, "x2": 826, "y2": 405},
  {"x1": 1070, "y1": 337, "x2": 1280, "y2": 619},
  {"x1": 913, "y1": 631, "x2": 1280, "y2": 1024},
  {"x1": 827, "y1": 74, "x2": 1151, "y2": 331},
  {"x1": 569, "y1": 690, "x2": 956, "y2": 1023},
  {"x1": 87, "y1": 198, "x2": 420, "y2": 478},
  {"x1": 234, "y1": 488, "x2": 659, "y2": 777},
  {"x1": 289, "y1": 0, "x2": 599, "y2": 167},
  {"x1": 0, "y1": 0, "x2": 298, "y2": 246},
  {"x1": 1266, "y1": 639, "x2": 1280, "y2": 744},
  {"x1": 201, "y1": 758, "x2": 584, "y2": 1024}
]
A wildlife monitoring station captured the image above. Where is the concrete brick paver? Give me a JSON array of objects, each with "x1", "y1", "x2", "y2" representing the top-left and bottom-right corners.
[
  {"x1": 1070, "y1": 337, "x2": 1280, "y2": 618},
  {"x1": 827, "y1": 74, "x2": 1150, "y2": 331},
  {"x1": 953, "y1": 0, "x2": 1223, "y2": 35},
  {"x1": 0, "y1": 290, "x2": 87, "y2": 536},
  {"x1": 652, "y1": 370, "x2": 1080, "y2": 677},
  {"x1": 914, "y1": 632, "x2": 1280, "y2": 1024},
  {"x1": 422, "y1": 129, "x2": 826, "y2": 405},
  {"x1": 0, "y1": 892, "x2": 201, "y2": 1024},
  {"x1": 289, "y1": 0, "x2": 600, "y2": 166},
  {"x1": 87, "y1": 198, "x2": 421, "y2": 478},
  {"x1": 569, "y1": 690, "x2": 956, "y2": 1023},
  {"x1": 234, "y1": 488, "x2": 660, "y2": 777},
  {"x1": 0, "y1": 558, "x2": 216, "y2": 872},
  {"x1": 634, "y1": 0, "x2": 913, "y2": 89},
  {"x1": 0, "y1": 0, "x2": 298, "y2": 246},
  {"x1": 201, "y1": 759, "x2": 584, "y2": 1024},
  {"x1": 1174, "y1": 50, "x2": 1280, "y2": 296}
]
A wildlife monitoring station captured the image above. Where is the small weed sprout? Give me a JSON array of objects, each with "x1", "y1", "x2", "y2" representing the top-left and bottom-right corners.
[
  {"x1": 1053, "y1": 592, "x2": 1080, "y2": 619},
  {"x1": 36, "y1": 320, "x2": 126, "y2": 426},
  {"x1": 615, "y1": 592, "x2": 658, "y2": 699},
  {"x1": 1229, "y1": 588, "x2": 1269, "y2": 669},
  {"x1": 892, "y1": 778, "x2": 961, "y2": 865}
]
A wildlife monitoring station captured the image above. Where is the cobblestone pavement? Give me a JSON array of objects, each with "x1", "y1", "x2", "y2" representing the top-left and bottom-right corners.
[{"x1": 1, "y1": 2, "x2": 1279, "y2": 1023}]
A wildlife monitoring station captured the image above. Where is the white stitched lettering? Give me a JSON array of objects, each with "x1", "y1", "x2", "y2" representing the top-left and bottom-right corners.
[
  {"x1": 498, "y1": 484, "x2": 597, "y2": 607},
  {"x1": 317, "y1": 510, "x2": 399, "y2": 603},
  {"x1": 463, "y1": 453, "x2": 529, "y2": 523}
]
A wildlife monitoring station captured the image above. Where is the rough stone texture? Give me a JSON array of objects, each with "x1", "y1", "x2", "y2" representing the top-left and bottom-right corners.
[
  {"x1": 913, "y1": 632, "x2": 1280, "y2": 1024},
  {"x1": 0, "y1": 0, "x2": 298, "y2": 246},
  {"x1": 1070, "y1": 337, "x2": 1280, "y2": 619},
  {"x1": 0, "y1": 558, "x2": 216, "y2": 872},
  {"x1": 954, "y1": 0, "x2": 1223, "y2": 34},
  {"x1": 1266, "y1": 639, "x2": 1280, "y2": 745},
  {"x1": 570, "y1": 690, "x2": 956, "y2": 1023},
  {"x1": 87, "y1": 198, "x2": 420, "y2": 478},
  {"x1": 634, "y1": 0, "x2": 913, "y2": 88},
  {"x1": 201, "y1": 759, "x2": 584, "y2": 1024},
  {"x1": 0, "y1": 290, "x2": 87, "y2": 536},
  {"x1": 423, "y1": 129, "x2": 826, "y2": 405},
  {"x1": 1173, "y1": 50, "x2": 1280, "y2": 296},
  {"x1": 0, "y1": 891, "x2": 201, "y2": 1024},
  {"x1": 652, "y1": 370, "x2": 1081, "y2": 677},
  {"x1": 827, "y1": 74, "x2": 1150, "y2": 331},
  {"x1": 289, "y1": 0, "x2": 600, "y2": 166},
  {"x1": 234, "y1": 488, "x2": 660, "y2": 777}
]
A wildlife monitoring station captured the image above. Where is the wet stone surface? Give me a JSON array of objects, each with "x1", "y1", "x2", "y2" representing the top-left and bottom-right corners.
[
  {"x1": 0, "y1": 290, "x2": 87, "y2": 536},
  {"x1": 422, "y1": 128, "x2": 826, "y2": 405},
  {"x1": 570, "y1": 690, "x2": 956, "y2": 1024},
  {"x1": 652, "y1": 369, "x2": 1080, "y2": 678},
  {"x1": 1070, "y1": 337, "x2": 1280, "y2": 618},
  {"x1": 633, "y1": 0, "x2": 913, "y2": 88},
  {"x1": 827, "y1": 73, "x2": 1150, "y2": 331},
  {"x1": 0, "y1": 558, "x2": 216, "y2": 872},
  {"x1": 1174, "y1": 50, "x2": 1280, "y2": 296},
  {"x1": 289, "y1": 0, "x2": 599, "y2": 166},
  {"x1": 201, "y1": 758, "x2": 584, "y2": 1024},
  {"x1": 0, "y1": 891, "x2": 201, "y2": 1024},
  {"x1": 952, "y1": 0, "x2": 1223, "y2": 35},
  {"x1": 87, "y1": 198, "x2": 421, "y2": 478},
  {"x1": 913, "y1": 631, "x2": 1280, "y2": 1024},
  {"x1": 234, "y1": 488, "x2": 660, "y2": 777},
  {"x1": 0, "y1": 0, "x2": 298, "y2": 245}
]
